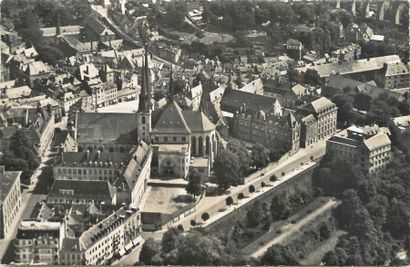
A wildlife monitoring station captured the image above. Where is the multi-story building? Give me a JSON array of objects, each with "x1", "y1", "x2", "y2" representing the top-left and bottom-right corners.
[
  {"x1": 78, "y1": 207, "x2": 141, "y2": 265},
  {"x1": 92, "y1": 83, "x2": 118, "y2": 108},
  {"x1": 380, "y1": 62, "x2": 410, "y2": 90},
  {"x1": 297, "y1": 97, "x2": 338, "y2": 147},
  {"x1": 0, "y1": 166, "x2": 22, "y2": 239},
  {"x1": 327, "y1": 125, "x2": 391, "y2": 174},
  {"x1": 222, "y1": 88, "x2": 300, "y2": 154},
  {"x1": 53, "y1": 151, "x2": 131, "y2": 182},
  {"x1": 14, "y1": 221, "x2": 64, "y2": 265}
]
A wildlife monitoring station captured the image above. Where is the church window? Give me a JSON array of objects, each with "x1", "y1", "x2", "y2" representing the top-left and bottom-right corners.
[
  {"x1": 173, "y1": 137, "x2": 177, "y2": 142},
  {"x1": 141, "y1": 116, "x2": 146, "y2": 124},
  {"x1": 164, "y1": 137, "x2": 168, "y2": 142},
  {"x1": 155, "y1": 136, "x2": 159, "y2": 142},
  {"x1": 182, "y1": 137, "x2": 186, "y2": 142}
]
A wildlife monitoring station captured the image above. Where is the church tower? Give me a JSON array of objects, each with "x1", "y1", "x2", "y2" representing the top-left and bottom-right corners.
[{"x1": 137, "y1": 48, "x2": 153, "y2": 143}]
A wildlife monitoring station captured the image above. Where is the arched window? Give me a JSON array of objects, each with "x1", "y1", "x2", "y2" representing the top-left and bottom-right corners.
[
  {"x1": 191, "y1": 136, "x2": 197, "y2": 155},
  {"x1": 206, "y1": 136, "x2": 210, "y2": 155},
  {"x1": 141, "y1": 116, "x2": 146, "y2": 124},
  {"x1": 198, "y1": 136, "x2": 203, "y2": 155}
]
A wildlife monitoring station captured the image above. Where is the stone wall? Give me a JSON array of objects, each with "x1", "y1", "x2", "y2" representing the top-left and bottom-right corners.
[{"x1": 201, "y1": 163, "x2": 318, "y2": 237}]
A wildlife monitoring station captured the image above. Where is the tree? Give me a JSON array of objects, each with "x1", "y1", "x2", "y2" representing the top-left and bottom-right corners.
[
  {"x1": 260, "y1": 244, "x2": 298, "y2": 265},
  {"x1": 139, "y1": 238, "x2": 160, "y2": 265},
  {"x1": 201, "y1": 212, "x2": 210, "y2": 222},
  {"x1": 186, "y1": 170, "x2": 202, "y2": 199},
  {"x1": 248, "y1": 185, "x2": 256, "y2": 193},
  {"x1": 251, "y1": 143, "x2": 270, "y2": 168},
  {"x1": 270, "y1": 193, "x2": 291, "y2": 220},
  {"x1": 238, "y1": 192, "x2": 245, "y2": 199},
  {"x1": 322, "y1": 251, "x2": 339, "y2": 265},
  {"x1": 214, "y1": 149, "x2": 241, "y2": 190},
  {"x1": 162, "y1": 228, "x2": 181, "y2": 254},
  {"x1": 177, "y1": 233, "x2": 225, "y2": 265},
  {"x1": 303, "y1": 69, "x2": 322, "y2": 87},
  {"x1": 334, "y1": 190, "x2": 362, "y2": 231},
  {"x1": 246, "y1": 200, "x2": 263, "y2": 228},
  {"x1": 226, "y1": 196, "x2": 234, "y2": 206},
  {"x1": 227, "y1": 140, "x2": 251, "y2": 176},
  {"x1": 190, "y1": 220, "x2": 197, "y2": 227},
  {"x1": 353, "y1": 92, "x2": 371, "y2": 111}
]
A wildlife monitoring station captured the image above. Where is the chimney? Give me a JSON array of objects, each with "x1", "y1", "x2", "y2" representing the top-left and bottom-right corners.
[{"x1": 0, "y1": 166, "x2": 5, "y2": 173}]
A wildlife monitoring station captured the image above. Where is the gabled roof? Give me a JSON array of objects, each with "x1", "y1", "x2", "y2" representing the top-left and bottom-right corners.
[
  {"x1": 221, "y1": 88, "x2": 278, "y2": 114},
  {"x1": 83, "y1": 16, "x2": 114, "y2": 36},
  {"x1": 49, "y1": 180, "x2": 115, "y2": 200},
  {"x1": 152, "y1": 100, "x2": 191, "y2": 134},
  {"x1": 77, "y1": 113, "x2": 138, "y2": 145},
  {"x1": 122, "y1": 141, "x2": 150, "y2": 191},
  {"x1": 362, "y1": 133, "x2": 391, "y2": 151},
  {"x1": 182, "y1": 110, "x2": 215, "y2": 132},
  {"x1": 309, "y1": 97, "x2": 336, "y2": 114}
]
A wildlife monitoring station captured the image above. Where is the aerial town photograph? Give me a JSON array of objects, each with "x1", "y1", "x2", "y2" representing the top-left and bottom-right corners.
[{"x1": 0, "y1": 0, "x2": 409, "y2": 265}]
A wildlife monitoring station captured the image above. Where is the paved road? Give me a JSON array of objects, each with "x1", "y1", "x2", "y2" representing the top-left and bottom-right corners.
[
  {"x1": 0, "y1": 127, "x2": 61, "y2": 263},
  {"x1": 155, "y1": 139, "x2": 327, "y2": 233},
  {"x1": 250, "y1": 198, "x2": 339, "y2": 259}
]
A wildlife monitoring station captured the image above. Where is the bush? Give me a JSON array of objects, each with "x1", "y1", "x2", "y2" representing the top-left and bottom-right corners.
[
  {"x1": 238, "y1": 192, "x2": 245, "y2": 199},
  {"x1": 177, "y1": 224, "x2": 184, "y2": 233},
  {"x1": 226, "y1": 196, "x2": 234, "y2": 206},
  {"x1": 261, "y1": 182, "x2": 266, "y2": 187},
  {"x1": 190, "y1": 220, "x2": 197, "y2": 227},
  {"x1": 270, "y1": 174, "x2": 277, "y2": 182},
  {"x1": 201, "y1": 212, "x2": 210, "y2": 221},
  {"x1": 248, "y1": 185, "x2": 256, "y2": 193}
]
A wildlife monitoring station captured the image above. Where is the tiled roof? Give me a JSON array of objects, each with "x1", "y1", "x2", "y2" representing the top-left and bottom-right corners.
[
  {"x1": 297, "y1": 55, "x2": 401, "y2": 77},
  {"x1": 310, "y1": 97, "x2": 336, "y2": 114},
  {"x1": 83, "y1": 16, "x2": 114, "y2": 36},
  {"x1": 363, "y1": 133, "x2": 391, "y2": 151},
  {"x1": 152, "y1": 100, "x2": 191, "y2": 134},
  {"x1": 59, "y1": 151, "x2": 131, "y2": 166},
  {"x1": 182, "y1": 110, "x2": 215, "y2": 132},
  {"x1": 221, "y1": 88, "x2": 278, "y2": 114},
  {"x1": 291, "y1": 84, "x2": 306, "y2": 96},
  {"x1": 49, "y1": 180, "x2": 115, "y2": 199},
  {"x1": 385, "y1": 61, "x2": 409, "y2": 76},
  {"x1": 122, "y1": 141, "x2": 150, "y2": 190},
  {"x1": 77, "y1": 113, "x2": 138, "y2": 145}
]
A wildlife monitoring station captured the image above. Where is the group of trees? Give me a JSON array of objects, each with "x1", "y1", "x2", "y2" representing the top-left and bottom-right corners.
[
  {"x1": 0, "y1": 129, "x2": 40, "y2": 181},
  {"x1": 313, "y1": 153, "x2": 410, "y2": 265},
  {"x1": 201, "y1": 1, "x2": 348, "y2": 54},
  {"x1": 330, "y1": 90, "x2": 409, "y2": 127},
  {"x1": 213, "y1": 141, "x2": 274, "y2": 190},
  {"x1": 139, "y1": 228, "x2": 249, "y2": 266}
]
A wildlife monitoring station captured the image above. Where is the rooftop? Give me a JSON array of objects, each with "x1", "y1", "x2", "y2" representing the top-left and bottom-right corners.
[
  {"x1": 297, "y1": 55, "x2": 401, "y2": 77},
  {"x1": 77, "y1": 112, "x2": 138, "y2": 145},
  {"x1": 49, "y1": 180, "x2": 115, "y2": 200}
]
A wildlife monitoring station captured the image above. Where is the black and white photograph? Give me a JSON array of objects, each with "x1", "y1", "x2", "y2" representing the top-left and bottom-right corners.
[{"x1": 0, "y1": 0, "x2": 409, "y2": 265}]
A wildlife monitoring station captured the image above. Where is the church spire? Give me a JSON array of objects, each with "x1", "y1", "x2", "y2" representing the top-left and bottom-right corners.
[{"x1": 138, "y1": 45, "x2": 152, "y2": 113}]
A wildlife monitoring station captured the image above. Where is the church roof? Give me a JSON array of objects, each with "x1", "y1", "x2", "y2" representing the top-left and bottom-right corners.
[
  {"x1": 182, "y1": 110, "x2": 215, "y2": 132},
  {"x1": 77, "y1": 113, "x2": 137, "y2": 145},
  {"x1": 152, "y1": 100, "x2": 191, "y2": 134}
]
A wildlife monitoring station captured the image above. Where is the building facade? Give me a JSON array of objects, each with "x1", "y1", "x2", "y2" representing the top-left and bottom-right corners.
[
  {"x1": 297, "y1": 97, "x2": 338, "y2": 147},
  {"x1": 0, "y1": 167, "x2": 22, "y2": 239},
  {"x1": 14, "y1": 221, "x2": 63, "y2": 265},
  {"x1": 327, "y1": 125, "x2": 391, "y2": 174}
]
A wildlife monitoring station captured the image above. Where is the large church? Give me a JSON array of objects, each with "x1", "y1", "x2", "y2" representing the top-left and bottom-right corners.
[{"x1": 75, "y1": 50, "x2": 218, "y2": 178}]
